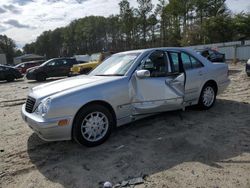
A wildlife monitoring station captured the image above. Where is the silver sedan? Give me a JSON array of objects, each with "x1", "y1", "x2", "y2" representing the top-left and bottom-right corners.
[{"x1": 21, "y1": 48, "x2": 230, "y2": 146}]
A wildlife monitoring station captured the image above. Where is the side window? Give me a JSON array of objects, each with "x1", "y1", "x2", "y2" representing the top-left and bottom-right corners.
[
  {"x1": 54, "y1": 59, "x2": 68, "y2": 66},
  {"x1": 61, "y1": 60, "x2": 68, "y2": 65},
  {"x1": 168, "y1": 52, "x2": 180, "y2": 73},
  {"x1": 46, "y1": 61, "x2": 56, "y2": 66},
  {"x1": 181, "y1": 53, "x2": 192, "y2": 70},
  {"x1": 67, "y1": 59, "x2": 76, "y2": 65},
  {"x1": 181, "y1": 52, "x2": 203, "y2": 70},
  {"x1": 142, "y1": 51, "x2": 167, "y2": 77},
  {"x1": 190, "y1": 56, "x2": 203, "y2": 68}
]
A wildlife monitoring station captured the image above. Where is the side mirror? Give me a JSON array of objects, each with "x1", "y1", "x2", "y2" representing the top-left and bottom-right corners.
[{"x1": 136, "y1": 70, "x2": 150, "y2": 79}]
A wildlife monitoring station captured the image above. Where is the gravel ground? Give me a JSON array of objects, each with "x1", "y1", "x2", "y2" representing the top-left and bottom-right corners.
[{"x1": 0, "y1": 63, "x2": 249, "y2": 188}]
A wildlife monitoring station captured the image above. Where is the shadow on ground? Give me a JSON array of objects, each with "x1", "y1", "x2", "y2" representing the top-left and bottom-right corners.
[
  {"x1": 27, "y1": 99, "x2": 250, "y2": 188},
  {"x1": 0, "y1": 79, "x2": 24, "y2": 84}
]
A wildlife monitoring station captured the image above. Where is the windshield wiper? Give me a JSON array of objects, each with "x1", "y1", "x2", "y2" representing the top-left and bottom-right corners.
[{"x1": 95, "y1": 74, "x2": 124, "y2": 76}]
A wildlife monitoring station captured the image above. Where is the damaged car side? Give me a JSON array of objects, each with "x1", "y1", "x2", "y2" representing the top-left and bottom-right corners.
[{"x1": 21, "y1": 48, "x2": 230, "y2": 147}]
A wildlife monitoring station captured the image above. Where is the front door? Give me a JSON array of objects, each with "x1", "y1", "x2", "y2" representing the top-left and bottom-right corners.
[
  {"x1": 44, "y1": 60, "x2": 60, "y2": 77},
  {"x1": 56, "y1": 59, "x2": 70, "y2": 76},
  {"x1": 130, "y1": 50, "x2": 185, "y2": 115}
]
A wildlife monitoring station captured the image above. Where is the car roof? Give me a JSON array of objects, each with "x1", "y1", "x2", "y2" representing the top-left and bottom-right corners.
[
  {"x1": 50, "y1": 57, "x2": 76, "y2": 60},
  {"x1": 116, "y1": 47, "x2": 194, "y2": 55},
  {"x1": 23, "y1": 60, "x2": 44, "y2": 64}
]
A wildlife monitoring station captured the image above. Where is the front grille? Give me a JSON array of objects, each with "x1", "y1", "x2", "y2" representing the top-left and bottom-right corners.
[{"x1": 25, "y1": 96, "x2": 36, "y2": 113}]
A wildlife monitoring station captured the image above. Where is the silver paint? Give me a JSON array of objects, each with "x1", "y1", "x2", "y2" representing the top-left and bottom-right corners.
[{"x1": 21, "y1": 47, "x2": 230, "y2": 141}]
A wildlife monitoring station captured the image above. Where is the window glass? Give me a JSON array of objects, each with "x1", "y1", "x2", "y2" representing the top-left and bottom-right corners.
[
  {"x1": 59, "y1": 60, "x2": 68, "y2": 65},
  {"x1": 142, "y1": 51, "x2": 167, "y2": 77},
  {"x1": 67, "y1": 59, "x2": 76, "y2": 65},
  {"x1": 169, "y1": 52, "x2": 179, "y2": 72},
  {"x1": 46, "y1": 61, "x2": 56, "y2": 66},
  {"x1": 190, "y1": 56, "x2": 203, "y2": 68},
  {"x1": 90, "y1": 52, "x2": 140, "y2": 76},
  {"x1": 181, "y1": 53, "x2": 192, "y2": 70}
]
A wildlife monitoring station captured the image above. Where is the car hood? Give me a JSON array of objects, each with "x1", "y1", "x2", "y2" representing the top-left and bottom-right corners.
[
  {"x1": 73, "y1": 61, "x2": 99, "y2": 68},
  {"x1": 30, "y1": 75, "x2": 122, "y2": 99}
]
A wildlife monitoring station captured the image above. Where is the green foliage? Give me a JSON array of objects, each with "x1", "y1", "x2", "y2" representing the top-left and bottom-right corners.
[
  {"x1": 22, "y1": 0, "x2": 250, "y2": 58},
  {"x1": 0, "y1": 35, "x2": 20, "y2": 64}
]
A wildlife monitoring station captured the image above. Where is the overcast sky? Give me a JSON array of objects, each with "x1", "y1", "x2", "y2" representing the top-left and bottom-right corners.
[{"x1": 0, "y1": 0, "x2": 249, "y2": 48}]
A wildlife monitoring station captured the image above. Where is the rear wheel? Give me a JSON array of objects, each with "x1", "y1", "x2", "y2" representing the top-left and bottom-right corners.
[
  {"x1": 198, "y1": 83, "x2": 216, "y2": 110},
  {"x1": 6, "y1": 75, "x2": 15, "y2": 82},
  {"x1": 36, "y1": 73, "x2": 46, "y2": 82},
  {"x1": 73, "y1": 104, "x2": 114, "y2": 147}
]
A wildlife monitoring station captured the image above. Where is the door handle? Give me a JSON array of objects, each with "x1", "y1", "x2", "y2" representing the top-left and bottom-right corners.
[{"x1": 198, "y1": 71, "x2": 203, "y2": 76}]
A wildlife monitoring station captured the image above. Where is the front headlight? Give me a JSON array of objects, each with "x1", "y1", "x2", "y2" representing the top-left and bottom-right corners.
[{"x1": 36, "y1": 98, "x2": 51, "y2": 117}]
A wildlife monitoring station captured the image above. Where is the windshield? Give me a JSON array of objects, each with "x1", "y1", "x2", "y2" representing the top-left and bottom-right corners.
[
  {"x1": 40, "y1": 59, "x2": 52, "y2": 66},
  {"x1": 90, "y1": 52, "x2": 140, "y2": 76}
]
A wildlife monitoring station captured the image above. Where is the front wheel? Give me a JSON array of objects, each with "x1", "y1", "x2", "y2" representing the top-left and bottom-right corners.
[
  {"x1": 198, "y1": 84, "x2": 216, "y2": 110},
  {"x1": 72, "y1": 104, "x2": 114, "y2": 147},
  {"x1": 36, "y1": 73, "x2": 46, "y2": 82}
]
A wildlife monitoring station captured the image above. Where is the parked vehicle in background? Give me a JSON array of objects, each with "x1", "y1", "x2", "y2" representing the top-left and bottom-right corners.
[
  {"x1": 14, "y1": 60, "x2": 45, "y2": 75},
  {"x1": 70, "y1": 52, "x2": 113, "y2": 76},
  {"x1": 21, "y1": 47, "x2": 230, "y2": 147},
  {"x1": 0, "y1": 65, "x2": 22, "y2": 82},
  {"x1": 74, "y1": 55, "x2": 90, "y2": 64},
  {"x1": 196, "y1": 48, "x2": 225, "y2": 63},
  {"x1": 246, "y1": 59, "x2": 250, "y2": 77},
  {"x1": 26, "y1": 57, "x2": 78, "y2": 81}
]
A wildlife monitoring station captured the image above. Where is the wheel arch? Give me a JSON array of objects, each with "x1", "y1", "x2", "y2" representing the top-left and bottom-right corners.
[
  {"x1": 203, "y1": 79, "x2": 218, "y2": 94},
  {"x1": 71, "y1": 100, "x2": 117, "y2": 138}
]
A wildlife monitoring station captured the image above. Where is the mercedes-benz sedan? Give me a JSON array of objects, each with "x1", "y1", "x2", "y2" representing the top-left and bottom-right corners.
[{"x1": 21, "y1": 48, "x2": 230, "y2": 147}]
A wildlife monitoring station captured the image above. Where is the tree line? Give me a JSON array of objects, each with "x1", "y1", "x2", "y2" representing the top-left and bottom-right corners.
[
  {"x1": 0, "y1": 35, "x2": 22, "y2": 64},
  {"x1": 2, "y1": 0, "x2": 250, "y2": 62}
]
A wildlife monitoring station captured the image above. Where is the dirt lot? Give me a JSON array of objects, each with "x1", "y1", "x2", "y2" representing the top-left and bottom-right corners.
[{"x1": 0, "y1": 63, "x2": 250, "y2": 188}]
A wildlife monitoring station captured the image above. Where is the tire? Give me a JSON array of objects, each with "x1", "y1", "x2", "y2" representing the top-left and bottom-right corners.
[
  {"x1": 72, "y1": 104, "x2": 114, "y2": 147},
  {"x1": 6, "y1": 75, "x2": 15, "y2": 82},
  {"x1": 36, "y1": 73, "x2": 46, "y2": 82},
  {"x1": 198, "y1": 83, "x2": 217, "y2": 110}
]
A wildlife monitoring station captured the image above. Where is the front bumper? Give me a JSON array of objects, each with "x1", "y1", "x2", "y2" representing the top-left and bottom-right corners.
[{"x1": 21, "y1": 104, "x2": 73, "y2": 141}]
